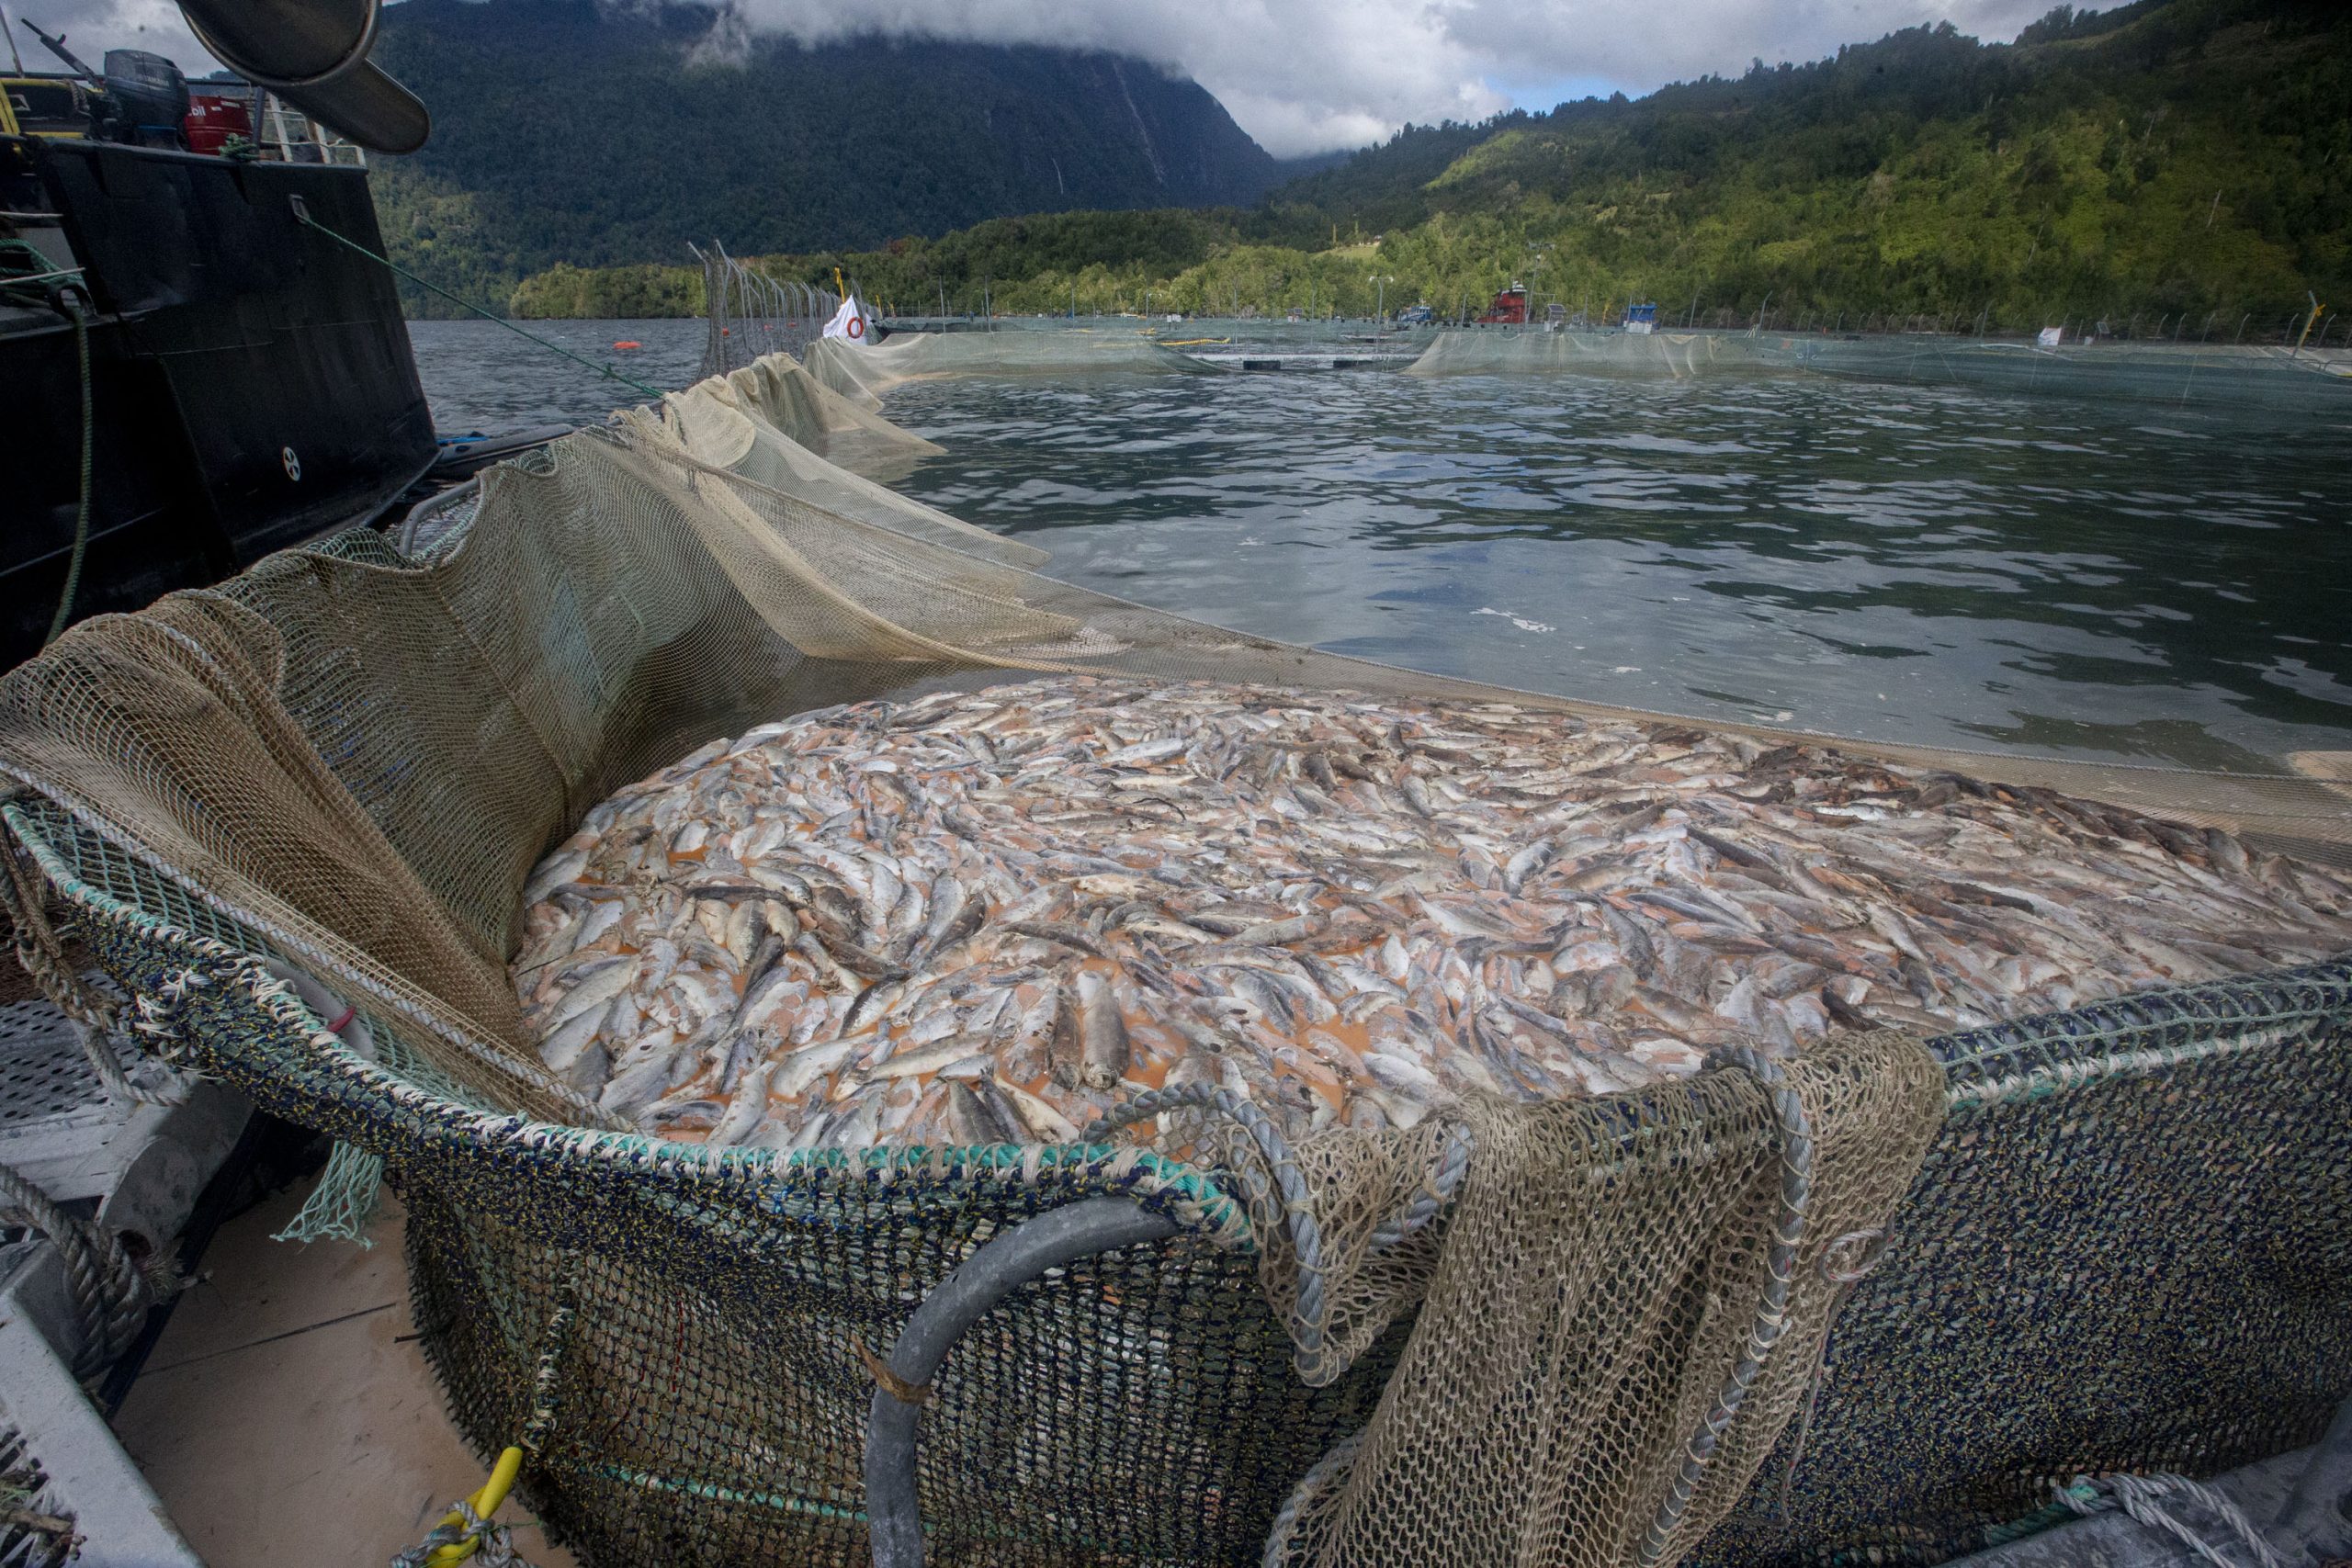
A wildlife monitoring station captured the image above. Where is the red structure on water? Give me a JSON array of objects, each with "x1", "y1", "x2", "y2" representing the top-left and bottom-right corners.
[{"x1": 1477, "y1": 284, "x2": 1530, "y2": 325}]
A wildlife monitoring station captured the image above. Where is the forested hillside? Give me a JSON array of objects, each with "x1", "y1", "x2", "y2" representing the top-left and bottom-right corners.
[
  {"x1": 502, "y1": 0, "x2": 2351, "y2": 335},
  {"x1": 370, "y1": 0, "x2": 1283, "y2": 312}
]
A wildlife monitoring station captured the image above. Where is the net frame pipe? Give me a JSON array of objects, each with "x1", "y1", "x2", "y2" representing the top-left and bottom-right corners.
[{"x1": 863, "y1": 1195, "x2": 1182, "y2": 1568}]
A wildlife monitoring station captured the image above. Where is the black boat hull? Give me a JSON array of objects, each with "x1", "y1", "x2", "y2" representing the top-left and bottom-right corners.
[{"x1": 3, "y1": 137, "x2": 435, "y2": 666}]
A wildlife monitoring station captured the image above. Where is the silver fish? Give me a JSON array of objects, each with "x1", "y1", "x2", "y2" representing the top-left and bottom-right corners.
[{"x1": 513, "y1": 676, "x2": 2352, "y2": 1153}]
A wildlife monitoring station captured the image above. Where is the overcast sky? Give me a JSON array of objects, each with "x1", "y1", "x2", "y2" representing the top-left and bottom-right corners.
[{"x1": 9, "y1": 0, "x2": 2057, "y2": 156}]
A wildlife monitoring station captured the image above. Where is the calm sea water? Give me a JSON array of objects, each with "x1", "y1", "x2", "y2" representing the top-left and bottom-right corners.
[
  {"x1": 409, "y1": 317, "x2": 708, "y2": 432},
  {"x1": 408, "y1": 318, "x2": 2352, "y2": 771}
]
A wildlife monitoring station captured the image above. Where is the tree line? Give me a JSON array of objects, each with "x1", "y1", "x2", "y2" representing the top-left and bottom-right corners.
[{"x1": 504, "y1": 0, "x2": 2350, "y2": 338}]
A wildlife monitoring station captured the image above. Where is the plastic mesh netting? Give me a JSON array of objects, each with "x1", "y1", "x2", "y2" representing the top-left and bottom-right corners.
[
  {"x1": 1401, "y1": 325, "x2": 2352, "y2": 412},
  {"x1": 1405, "y1": 330, "x2": 1779, "y2": 378},
  {"x1": 0, "y1": 347, "x2": 2346, "y2": 1566},
  {"x1": 802, "y1": 329, "x2": 1213, "y2": 405},
  {"x1": 1693, "y1": 957, "x2": 2352, "y2": 1567},
  {"x1": 1757, "y1": 334, "x2": 2352, "y2": 411}
]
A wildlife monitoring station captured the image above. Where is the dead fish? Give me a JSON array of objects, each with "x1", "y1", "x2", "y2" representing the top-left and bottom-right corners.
[
  {"x1": 915, "y1": 873, "x2": 985, "y2": 963},
  {"x1": 810, "y1": 924, "x2": 909, "y2": 981},
  {"x1": 599, "y1": 1045, "x2": 679, "y2": 1120},
  {"x1": 1102, "y1": 736, "x2": 1189, "y2": 767},
  {"x1": 548, "y1": 957, "x2": 639, "y2": 1030},
  {"x1": 996, "y1": 1074, "x2": 1080, "y2": 1142},
  {"x1": 944, "y1": 1080, "x2": 1015, "y2": 1145},
  {"x1": 539, "y1": 1000, "x2": 611, "y2": 1073},
  {"x1": 708, "y1": 1061, "x2": 775, "y2": 1146},
  {"x1": 514, "y1": 675, "x2": 2352, "y2": 1153},
  {"x1": 1076, "y1": 971, "x2": 1132, "y2": 1091}
]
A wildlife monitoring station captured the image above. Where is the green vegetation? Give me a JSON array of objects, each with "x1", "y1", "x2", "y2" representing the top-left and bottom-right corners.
[
  {"x1": 509, "y1": 261, "x2": 704, "y2": 319},
  {"x1": 1264, "y1": 0, "x2": 2349, "y2": 334},
  {"x1": 372, "y1": 0, "x2": 1281, "y2": 316},
  {"x1": 491, "y1": 0, "x2": 2348, "y2": 333}
]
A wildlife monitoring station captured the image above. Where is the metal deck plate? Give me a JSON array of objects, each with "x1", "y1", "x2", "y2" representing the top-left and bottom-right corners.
[
  {"x1": 0, "y1": 996, "x2": 110, "y2": 1131},
  {"x1": 0, "y1": 990, "x2": 166, "y2": 1206}
]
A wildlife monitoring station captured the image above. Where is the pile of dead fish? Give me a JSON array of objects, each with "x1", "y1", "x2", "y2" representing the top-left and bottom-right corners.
[{"x1": 512, "y1": 677, "x2": 2352, "y2": 1150}]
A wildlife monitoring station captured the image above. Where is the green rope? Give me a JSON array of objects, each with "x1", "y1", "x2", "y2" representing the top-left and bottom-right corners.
[
  {"x1": 292, "y1": 209, "x2": 664, "y2": 401},
  {"x1": 46, "y1": 299, "x2": 93, "y2": 646},
  {"x1": 272, "y1": 1139, "x2": 385, "y2": 1247}
]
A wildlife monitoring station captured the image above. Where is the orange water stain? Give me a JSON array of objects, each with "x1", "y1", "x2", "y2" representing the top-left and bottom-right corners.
[{"x1": 1309, "y1": 1018, "x2": 1375, "y2": 1056}]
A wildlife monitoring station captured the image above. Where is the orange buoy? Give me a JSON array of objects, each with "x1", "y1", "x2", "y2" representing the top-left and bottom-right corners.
[{"x1": 613, "y1": 339, "x2": 643, "y2": 350}]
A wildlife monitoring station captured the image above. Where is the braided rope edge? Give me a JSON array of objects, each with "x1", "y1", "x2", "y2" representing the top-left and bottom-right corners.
[{"x1": 1635, "y1": 1045, "x2": 1815, "y2": 1567}]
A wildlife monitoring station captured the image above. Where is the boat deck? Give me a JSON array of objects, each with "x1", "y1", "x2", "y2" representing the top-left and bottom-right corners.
[{"x1": 110, "y1": 1187, "x2": 579, "y2": 1568}]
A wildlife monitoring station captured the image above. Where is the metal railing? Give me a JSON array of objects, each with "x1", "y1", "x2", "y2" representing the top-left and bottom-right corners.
[{"x1": 694, "y1": 241, "x2": 838, "y2": 379}]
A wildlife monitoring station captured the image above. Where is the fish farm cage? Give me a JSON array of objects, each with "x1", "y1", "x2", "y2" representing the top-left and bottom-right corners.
[
  {"x1": 696, "y1": 243, "x2": 843, "y2": 381},
  {"x1": 2, "y1": 349, "x2": 2349, "y2": 1567},
  {"x1": 1753, "y1": 333, "x2": 2352, "y2": 411},
  {"x1": 1394, "y1": 320, "x2": 2352, "y2": 412}
]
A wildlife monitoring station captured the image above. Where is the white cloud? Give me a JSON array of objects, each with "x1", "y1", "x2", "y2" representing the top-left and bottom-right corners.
[
  {"x1": 710, "y1": 0, "x2": 2057, "y2": 154},
  {"x1": 1446, "y1": 0, "x2": 2054, "y2": 106},
  {"x1": 20, "y1": 0, "x2": 2064, "y2": 156}
]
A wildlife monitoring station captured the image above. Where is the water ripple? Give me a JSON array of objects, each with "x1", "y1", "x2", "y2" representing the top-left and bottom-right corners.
[
  {"x1": 406, "y1": 320, "x2": 2348, "y2": 771},
  {"x1": 885, "y1": 367, "x2": 2351, "y2": 770}
]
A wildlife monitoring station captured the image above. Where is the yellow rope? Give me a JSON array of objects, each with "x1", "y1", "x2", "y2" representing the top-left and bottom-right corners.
[{"x1": 424, "y1": 1447, "x2": 524, "y2": 1565}]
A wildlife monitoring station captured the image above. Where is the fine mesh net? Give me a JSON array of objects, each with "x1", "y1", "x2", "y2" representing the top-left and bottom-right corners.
[
  {"x1": 1260, "y1": 1031, "x2": 1944, "y2": 1568},
  {"x1": 801, "y1": 328, "x2": 1214, "y2": 405},
  {"x1": 657, "y1": 373, "x2": 1042, "y2": 570},
  {"x1": 0, "y1": 346, "x2": 2347, "y2": 1566},
  {"x1": 703, "y1": 352, "x2": 956, "y2": 490},
  {"x1": 1758, "y1": 334, "x2": 2352, "y2": 411},
  {"x1": 1405, "y1": 330, "x2": 1781, "y2": 378},
  {"x1": 1406, "y1": 326, "x2": 2352, "y2": 412}
]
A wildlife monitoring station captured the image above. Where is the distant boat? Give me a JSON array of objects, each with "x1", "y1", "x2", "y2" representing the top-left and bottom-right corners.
[
  {"x1": 1624, "y1": 302, "x2": 1659, "y2": 336},
  {"x1": 1476, "y1": 283, "x2": 1530, "y2": 325},
  {"x1": 1395, "y1": 304, "x2": 1435, "y2": 326}
]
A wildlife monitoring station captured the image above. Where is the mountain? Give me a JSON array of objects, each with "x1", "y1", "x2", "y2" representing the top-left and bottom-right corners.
[
  {"x1": 369, "y1": 0, "x2": 1282, "y2": 310},
  {"x1": 1257, "y1": 0, "x2": 2347, "y2": 327},
  {"x1": 500, "y1": 0, "x2": 2350, "y2": 333}
]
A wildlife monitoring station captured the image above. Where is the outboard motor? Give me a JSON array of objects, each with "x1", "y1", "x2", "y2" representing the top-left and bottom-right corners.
[
  {"x1": 175, "y1": 0, "x2": 429, "y2": 153},
  {"x1": 16, "y1": 24, "x2": 189, "y2": 147},
  {"x1": 99, "y1": 51, "x2": 191, "y2": 147}
]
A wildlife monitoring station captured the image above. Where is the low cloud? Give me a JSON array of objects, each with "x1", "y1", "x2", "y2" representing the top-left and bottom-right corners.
[
  {"x1": 19, "y1": 0, "x2": 2061, "y2": 156},
  {"x1": 709, "y1": 0, "x2": 2055, "y2": 155},
  {"x1": 6, "y1": 0, "x2": 210, "y2": 75}
]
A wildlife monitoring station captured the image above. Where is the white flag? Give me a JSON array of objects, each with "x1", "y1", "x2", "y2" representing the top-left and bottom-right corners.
[{"x1": 823, "y1": 296, "x2": 875, "y2": 344}]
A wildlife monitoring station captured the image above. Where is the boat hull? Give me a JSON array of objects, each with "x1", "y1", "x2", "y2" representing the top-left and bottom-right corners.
[{"x1": 1, "y1": 136, "x2": 435, "y2": 666}]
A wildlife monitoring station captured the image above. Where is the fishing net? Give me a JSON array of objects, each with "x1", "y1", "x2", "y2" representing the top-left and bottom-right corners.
[
  {"x1": 1404, "y1": 329, "x2": 1780, "y2": 378},
  {"x1": 1758, "y1": 334, "x2": 2352, "y2": 412},
  {"x1": 696, "y1": 242, "x2": 841, "y2": 381},
  {"x1": 710, "y1": 351, "x2": 947, "y2": 478},
  {"x1": 1258, "y1": 1029, "x2": 1945, "y2": 1568},
  {"x1": 0, "y1": 347, "x2": 2347, "y2": 1566},
  {"x1": 1410, "y1": 325, "x2": 2352, "y2": 412},
  {"x1": 801, "y1": 328, "x2": 1212, "y2": 405},
  {"x1": 1690, "y1": 958, "x2": 2352, "y2": 1567}
]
